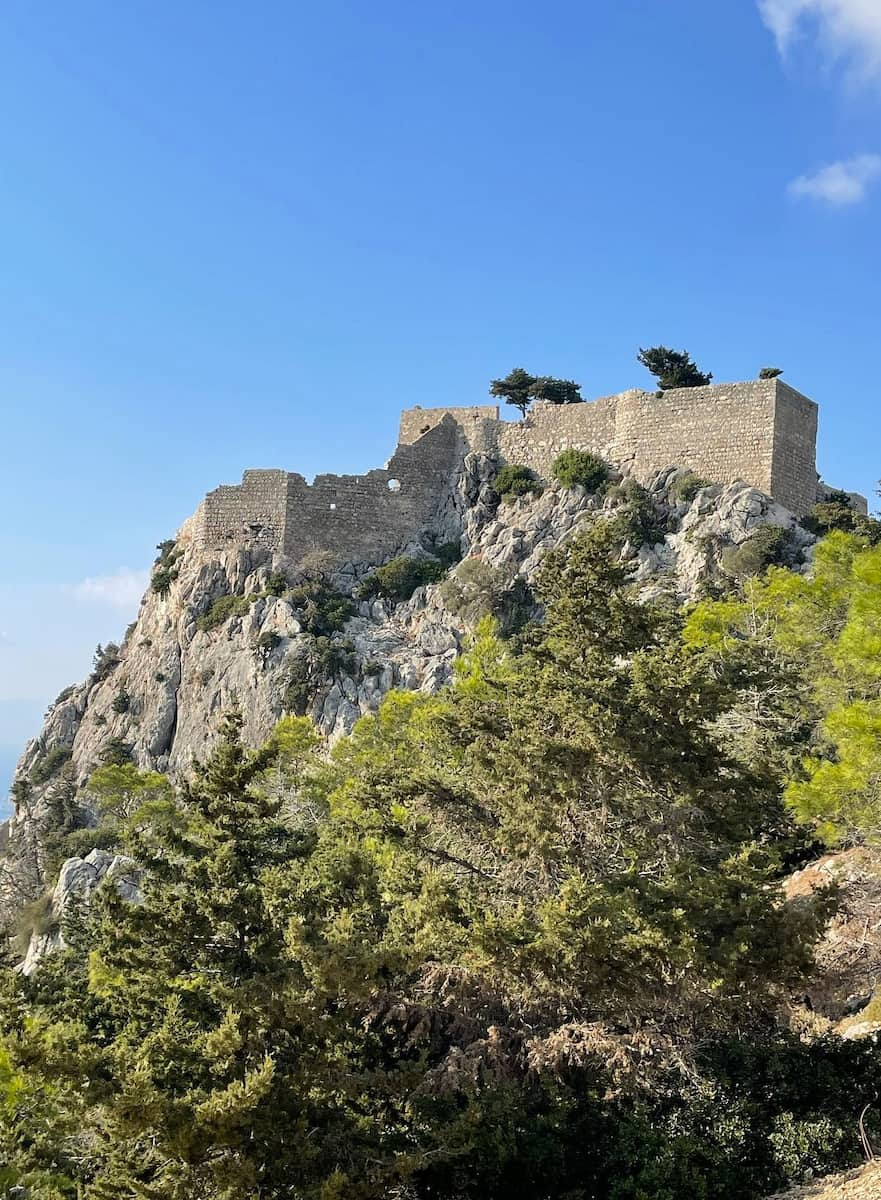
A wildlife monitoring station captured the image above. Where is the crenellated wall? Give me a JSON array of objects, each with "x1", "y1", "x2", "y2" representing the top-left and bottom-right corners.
[{"x1": 193, "y1": 379, "x2": 824, "y2": 567}]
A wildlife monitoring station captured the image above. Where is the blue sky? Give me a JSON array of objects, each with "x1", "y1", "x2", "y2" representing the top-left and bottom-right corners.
[{"x1": 1, "y1": 0, "x2": 880, "y2": 808}]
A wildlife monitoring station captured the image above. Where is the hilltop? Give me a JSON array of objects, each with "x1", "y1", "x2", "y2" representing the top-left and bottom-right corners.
[{"x1": 2, "y1": 378, "x2": 880, "y2": 1200}]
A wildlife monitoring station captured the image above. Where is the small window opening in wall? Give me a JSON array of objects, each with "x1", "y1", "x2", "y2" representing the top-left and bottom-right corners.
[
  {"x1": 329, "y1": 502, "x2": 337, "y2": 510},
  {"x1": 387, "y1": 478, "x2": 401, "y2": 492}
]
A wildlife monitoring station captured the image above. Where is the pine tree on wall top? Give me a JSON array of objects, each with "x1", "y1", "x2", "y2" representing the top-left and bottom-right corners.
[
  {"x1": 530, "y1": 376, "x2": 582, "y2": 405},
  {"x1": 637, "y1": 346, "x2": 712, "y2": 391},
  {"x1": 490, "y1": 368, "x2": 583, "y2": 417}
]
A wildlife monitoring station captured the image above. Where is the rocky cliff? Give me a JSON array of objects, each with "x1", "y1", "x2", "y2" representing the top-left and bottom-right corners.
[{"x1": 4, "y1": 452, "x2": 814, "y2": 903}]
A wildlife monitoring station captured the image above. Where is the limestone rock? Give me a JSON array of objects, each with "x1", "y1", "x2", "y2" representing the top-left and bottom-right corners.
[
  {"x1": 5, "y1": 456, "x2": 817, "y2": 902},
  {"x1": 20, "y1": 848, "x2": 141, "y2": 975}
]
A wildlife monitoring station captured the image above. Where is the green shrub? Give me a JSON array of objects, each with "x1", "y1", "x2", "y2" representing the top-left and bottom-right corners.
[
  {"x1": 606, "y1": 479, "x2": 667, "y2": 545},
  {"x1": 152, "y1": 539, "x2": 181, "y2": 597},
  {"x1": 282, "y1": 637, "x2": 357, "y2": 715},
  {"x1": 357, "y1": 556, "x2": 446, "y2": 602},
  {"x1": 759, "y1": 366, "x2": 783, "y2": 380},
  {"x1": 265, "y1": 571, "x2": 289, "y2": 597},
  {"x1": 314, "y1": 636, "x2": 355, "y2": 679},
  {"x1": 30, "y1": 744, "x2": 73, "y2": 785},
  {"x1": 768, "y1": 1113, "x2": 847, "y2": 1180},
  {"x1": 152, "y1": 566, "x2": 178, "y2": 597},
  {"x1": 638, "y1": 345, "x2": 712, "y2": 390},
  {"x1": 287, "y1": 579, "x2": 354, "y2": 637},
  {"x1": 111, "y1": 687, "x2": 131, "y2": 714},
  {"x1": 283, "y1": 654, "x2": 313, "y2": 716},
  {"x1": 668, "y1": 471, "x2": 713, "y2": 504},
  {"x1": 721, "y1": 525, "x2": 795, "y2": 578},
  {"x1": 440, "y1": 558, "x2": 533, "y2": 634},
  {"x1": 92, "y1": 642, "x2": 121, "y2": 682},
  {"x1": 492, "y1": 463, "x2": 542, "y2": 501},
  {"x1": 551, "y1": 448, "x2": 608, "y2": 491},
  {"x1": 45, "y1": 686, "x2": 75, "y2": 717},
  {"x1": 803, "y1": 495, "x2": 881, "y2": 545},
  {"x1": 431, "y1": 540, "x2": 463, "y2": 568},
  {"x1": 39, "y1": 774, "x2": 93, "y2": 876},
  {"x1": 254, "y1": 631, "x2": 282, "y2": 663},
  {"x1": 196, "y1": 593, "x2": 255, "y2": 632},
  {"x1": 56, "y1": 822, "x2": 120, "y2": 862},
  {"x1": 101, "y1": 737, "x2": 132, "y2": 767}
]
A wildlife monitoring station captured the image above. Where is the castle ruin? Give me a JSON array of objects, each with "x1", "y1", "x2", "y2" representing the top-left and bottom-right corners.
[{"x1": 193, "y1": 378, "x2": 828, "y2": 565}]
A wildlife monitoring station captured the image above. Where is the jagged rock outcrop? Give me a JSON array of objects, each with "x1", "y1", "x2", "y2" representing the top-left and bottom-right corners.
[
  {"x1": 4, "y1": 455, "x2": 815, "y2": 904},
  {"x1": 785, "y1": 849, "x2": 881, "y2": 1040},
  {"x1": 18, "y1": 848, "x2": 141, "y2": 976}
]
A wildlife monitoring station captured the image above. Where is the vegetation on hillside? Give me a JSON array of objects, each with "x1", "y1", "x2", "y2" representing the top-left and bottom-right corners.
[
  {"x1": 3, "y1": 517, "x2": 881, "y2": 1198},
  {"x1": 492, "y1": 462, "x2": 543, "y2": 500},
  {"x1": 551, "y1": 447, "x2": 608, "y2": 491}
]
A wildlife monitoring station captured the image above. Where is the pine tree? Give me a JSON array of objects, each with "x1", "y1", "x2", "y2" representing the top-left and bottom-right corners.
[
  {"x1": 686, "y1": 530, "x2": 881, "y2": 844},
  {"x1": 489, "y1": 368, "x2": 584, "y2": 415},
  {"x1": 529, "y1": 376, "x2": 583, "y2": 404},
  {"x1": 489, "y1": 367, "x2": 536, "y2": 417},
  {"x1": 638, "y1": 345, "x2": 712, "y2": 390}
]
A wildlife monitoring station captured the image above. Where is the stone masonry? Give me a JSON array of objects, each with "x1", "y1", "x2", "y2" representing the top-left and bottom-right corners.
[{"x1": 193, "y1": 379, "x2": 826, "y2": 566}]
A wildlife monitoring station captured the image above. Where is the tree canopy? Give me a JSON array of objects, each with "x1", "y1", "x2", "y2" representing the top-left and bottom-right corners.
[
  {"x1": 489, "y1": 368, "x2": 583, "y2": 417},
  {"x1": 686, "y1": 530, "x2": 881, "y2": 846},
  {"x1": 3, "y1": 522, "x2": 881, "y2": 1198},
  {"x1": 637, "y1": 346, "x2": 712, "y2": 390}
]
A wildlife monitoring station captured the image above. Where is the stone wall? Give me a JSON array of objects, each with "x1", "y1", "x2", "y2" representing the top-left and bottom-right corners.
[
  {"x1": 281, "y1": 419, "x2": 463, "y2": 564},
  {"x1": 497, "y1": 393, "x2": 620, "y2": 475},
  {"x1": 771, "y1": 383, "x2": 820, "y2": 517},
  {"x1": 200, "y1": 469, "x2": 290, "y2": 551},
  {"x1": 398, "y1": 380, "x2": 818, "y2": 515},
  {"x1": 818, "y1": 480, "x2": 869, "y2": 516},
  {"x1": 194, "y1": 379, "x2": 823, "y2": 567},
  {"x1": 399, "y1": 405, "x2": 499, "y2": 450},
  {"x1": 615, "y1": 382, "x2": 779, "y2": 499},
  {"x1": 196, "y1": 417, "x2": 464, "y2": 566}
]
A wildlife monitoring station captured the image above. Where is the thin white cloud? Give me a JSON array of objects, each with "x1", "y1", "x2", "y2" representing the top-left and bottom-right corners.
[
  {"x1": 759, "y1": 0, "x2": 881, "y2": 82},
  {"x1": 69, "y1": 568, "x2": 149, "y2": 610},
  {"x1": 788, "y1": 153, "x2": 881, "y2": 203},
  {"x1": 0, "y1": 631, "x2": 12, "y2": 648}
]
